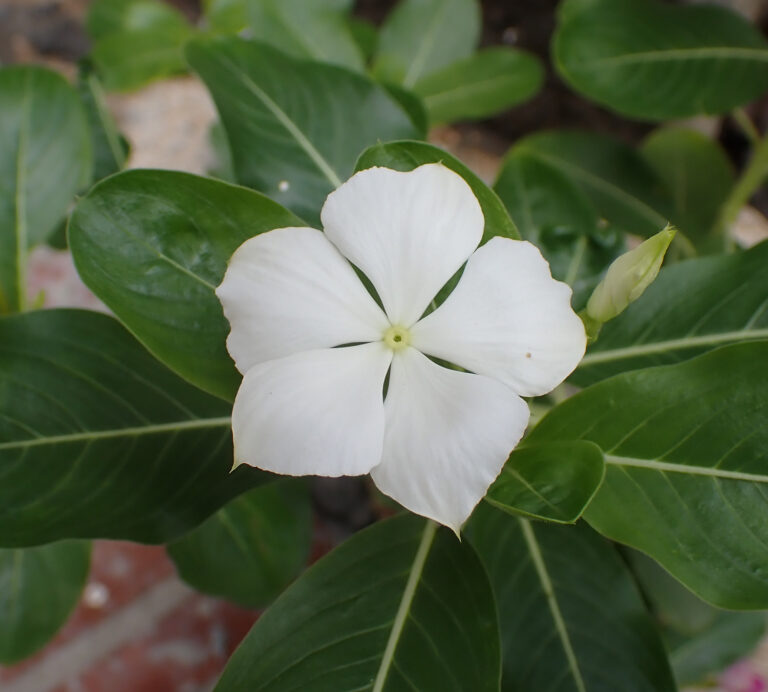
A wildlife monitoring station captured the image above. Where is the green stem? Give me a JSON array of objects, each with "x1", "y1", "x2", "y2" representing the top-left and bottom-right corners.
[
  {"x1": 732, "y1": 108, "x2": 760, "y2": 145},
  {"x1": 716, "y1": 131, "x2": 768, "y2": 246},
  {"x1": 563, "y1": 234, "x2": 588, "y2": 286},
  {"x1": 14, "y1": 72, "x2": 31, "y2": 312}
]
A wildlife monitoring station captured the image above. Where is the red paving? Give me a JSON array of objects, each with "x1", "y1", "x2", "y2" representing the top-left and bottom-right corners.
[{"x1": 0, "y1": 543, "x2": 260, "y2": 692}]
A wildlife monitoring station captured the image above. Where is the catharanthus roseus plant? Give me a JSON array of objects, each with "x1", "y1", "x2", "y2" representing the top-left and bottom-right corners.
[{"x1": 2, "y1": 0, "x2": 768, "y2": 689}]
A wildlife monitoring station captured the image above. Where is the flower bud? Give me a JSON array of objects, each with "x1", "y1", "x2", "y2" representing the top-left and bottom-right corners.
[{"x1": 585, "y1": 225, "x2": 676, "y2": 328}]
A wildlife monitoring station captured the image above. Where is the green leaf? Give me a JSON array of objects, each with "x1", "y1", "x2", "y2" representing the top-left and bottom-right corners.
[
  {"x1": 87, "y1": 0, "x2": 193, "y2": 91},
  {"x1": 0, "y1": 65, "x2": 92, "y2": 312},
  {"x1": 0, "y1": 541, "x2": 91, "y2": 664},
  {"x1": 246, "y1": 0, "x2": 363, "y2": 71},
  {"x1": 494, "y1": 150, "x2": 625, "y2": 292},
  {"x1": 467, "y1": 505, "x2": 676, "y2": 692},
  {"x1": 69, "y1": 169, "x2": 302, "y2": 401},
  {"x1": 92, "y1": 23, "x2": 194, "y2": 91},
  {"x1": 627, "y1": 550, "x2": 718, "y2": 636},
  {"x1": 207, "y1": 121, "x2": 236, "y2": 182},
  {"x1": 168, "y1": 480, "x2": 311, "y2": 608},
  {"x1": 670, "y1": 610, "x2": 766, "y2": 686},
  {"x1": 485, "y1": 441, "x2": 605, "y2": 523},
  {"x1": 414, "y1": 47, "x2": 543, "y2": 125},
  {"x1": 531, "y1": 341, "x2": 768, "y2": 609},
  {"x1": 628, "y1": 549, "x2": 766, "y2": 685},
  {"x1": 86, "y1": 0, "x2": 139, "y2": 39},
  {"x1": 0, "y1": 309, "x2": 266, "y2": 547},
  {"x1": 380, "y1": 82, "x2": 429, "y2": 137},
  {"x1": 374, "y1": 0, "x2": 480, "y2": 88},
  {"x1": 575, "y1": 240, "x2": 768, "y2": 384},
  {"x1": 348, "y1": 16, "x2": 379, "y2": 63},
  {"x1": 356, "y1": 140, "x2": 520, "y2": 243},
  {"x1": 76, "y1": 61, "x2": 129, "y2": 182},
  {"x1": 86, "y1": 0, "x2": 188, "y2": 39},
  {"x1": 554, "y1": 0, "x2": 768, "y2": 121},
  {"x1": 187, "y1": 37, "x2": 422, "y2": 224},
  {"x1": 215, "y1": 515, "x2": 500, "y2": 691},
  {"x1": 512, "y1": 131, "x2": 673, "y2": 238},
  {"x1": 204, "y1": 0, "x2": 248, "y2": 33},
  {"x1": 641, "y1": 127, "x2": 734, "y2": 247}
]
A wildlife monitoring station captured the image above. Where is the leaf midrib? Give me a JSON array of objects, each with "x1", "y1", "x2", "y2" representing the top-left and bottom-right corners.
[
  {"x1": 581, "y1": 46, "x2": 768, "y2": 69},
  {"x1": 605, "y1": 454, "x2": 768, "y2": 483},
  {"x1": 218, "y1": 54, "x2": 343, "y2": 188},
  {"x1": 403, "y1": 1, "x2": 449, "y2": 88},
  {"x1": 422, "y1": 73, "x2": 515, "y2": 106},
  {"x1": 519, "y1": 518, "x2": 587, "y2": 692},
  {"x1": 579, "y1": 328, "x2": 768, "y2": 366},
  {"x1": 371, "y1": 520, "x2": 438, "y2": 692},
  {"x1": 521, "y1": 150, "x2": 668, "y2": 229},
  {"x1": 0, "y1": 416, "x2": 232, "y2": 451}
]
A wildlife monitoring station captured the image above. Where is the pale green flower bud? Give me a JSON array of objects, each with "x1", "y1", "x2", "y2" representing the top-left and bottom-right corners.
[{"x1": 585, "y1": 225, "x2": 676, "y2": 330}]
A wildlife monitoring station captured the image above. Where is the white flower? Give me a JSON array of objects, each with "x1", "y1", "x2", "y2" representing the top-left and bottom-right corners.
[{"x1": 216, "y1": 164, "x2": 586, "y2": 532}]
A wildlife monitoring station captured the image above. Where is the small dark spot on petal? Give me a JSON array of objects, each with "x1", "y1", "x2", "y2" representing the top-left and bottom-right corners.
[{"x1": 525, "y1": 352, "x2": 532, "y2": 359}]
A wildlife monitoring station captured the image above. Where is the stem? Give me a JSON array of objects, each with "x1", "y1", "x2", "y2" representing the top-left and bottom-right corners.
[
  {"x1": 564, "y1": 234, "x2": 588, "y2": 286},
  {"x1": 716, "y1": 131, "x2": 768, "y2": 246},
  {"x1": 14, "y1": 72, "x2": 31, "y2": 312},
  {"x1": 732, "y1": 108, "x2": 760, "y2": 145}
]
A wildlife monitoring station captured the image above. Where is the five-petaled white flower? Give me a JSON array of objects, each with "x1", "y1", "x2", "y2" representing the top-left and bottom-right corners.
[{"x1": 216, "y1": 164, "x2": 586, "y2": 532}]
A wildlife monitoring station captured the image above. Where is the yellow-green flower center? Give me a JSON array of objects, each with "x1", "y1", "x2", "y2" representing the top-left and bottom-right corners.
[{"x1": 383, "y1": 325, "x2": 411, "y2": 351}]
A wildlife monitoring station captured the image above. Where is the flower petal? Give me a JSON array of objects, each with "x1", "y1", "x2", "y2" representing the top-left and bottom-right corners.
[
  {"x1": 232, "y1": 343, "x2": 392, "y2": 476},
  {"x1": 216, "y1": 227, "x2": 389, "y2": 373},
  {"x1": 321, "y1": 164, "x2": 483, "y2": 326},
  {"x1": 371, "y1": 347, "x2": 528, "y2": 532},
  {"x1": 411, "y1": 238, "x2": 586, "y2": 397}
]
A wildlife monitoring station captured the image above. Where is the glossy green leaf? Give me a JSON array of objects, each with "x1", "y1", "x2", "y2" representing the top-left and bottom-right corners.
[
  {"x1": 494, "y1": 151, "x2": 624, "y2": 292},
  {"x1": 215, "y1": 515, "x2": 500, "y2": 691},
  {"x1": 512, "y1": 131, "x2": 673, "y2": 238},
  {"x1": 374, "y1": 0, "x2": 480, "y2": 88},
  {"x1": 77, "y1": 62, "x2": 129, "y2": 182},
  {"x1": 554, "y1": 0, "x2": 768, "y2": 120},
  {"x1": 69, "y1": 169, "x2": 302, "y2": 400},
  {"x1": 468, "y1": 505, "x2": 676, "y2": 692},
  {"x1": 0, "y1": 309, "x2": 266, "y2": 547},
  {"x1": 0, "y1": 541, "x2": 90, "y2": 664},
  {"x1": 204, "y1": 0, "x2": 248, "y2": 33},
  {"x1": 531, "y1": 342, "x2": 768, "y2": 608},
  {"x1": 0, "y1": 65, "x2": 91, "y2": 312},
  {"x1": 641, "y1": 128, "x2": 734, "y2": 246},
  {"x1": 575, "y1": 240, "x2": 768, "y2": 384},
  {"x1": 670, "y1": 611, "x2": 766, "y2": 686},
  {"x1": 356, "y1": 140, "x2": 519, "y2": 243},
  {"x1": 414, "y1": 47, "x2": 543, "y2": 124},
  {"x1": 246, "y1": 0, "x2": 363, "y2": 71},
  {"x1": 187, "y1": 37, "x2": 422, "y2": 224},
  {"x1": 485, "y1": 441, "x2": 605, "y2": 523},
  {"x1": 168, "y1": 480, "x2": 311, "y2": 608}
]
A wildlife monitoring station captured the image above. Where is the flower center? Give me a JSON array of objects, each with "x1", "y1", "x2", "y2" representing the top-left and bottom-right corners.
[{"x1": 383, "y1": 325, "x2": 411, "y2": 351}]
